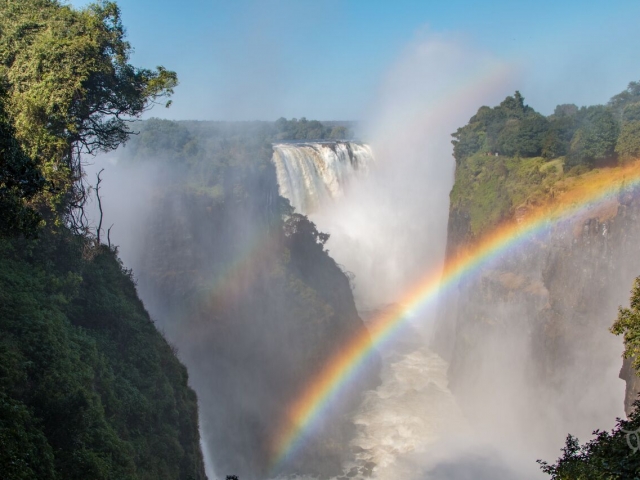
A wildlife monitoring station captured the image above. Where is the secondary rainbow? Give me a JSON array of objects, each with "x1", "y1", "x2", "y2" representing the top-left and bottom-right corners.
[{"x1": 268, "y1": 163, "x2": 640, "y2": 471}]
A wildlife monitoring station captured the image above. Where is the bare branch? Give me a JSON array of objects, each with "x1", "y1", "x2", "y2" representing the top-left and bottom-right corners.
[{"x1": 95, "y1": 168, "x2": 105, "y2": 244}]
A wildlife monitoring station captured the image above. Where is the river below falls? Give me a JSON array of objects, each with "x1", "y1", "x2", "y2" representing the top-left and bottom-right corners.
[{"x1": 345, "y1": 346, "x2": 470, "y2": 479}]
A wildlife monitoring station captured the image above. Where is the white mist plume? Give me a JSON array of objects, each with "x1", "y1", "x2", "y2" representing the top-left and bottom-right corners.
[{"x1": 310, "y1": 32, "x2": 517, "y2": 310}]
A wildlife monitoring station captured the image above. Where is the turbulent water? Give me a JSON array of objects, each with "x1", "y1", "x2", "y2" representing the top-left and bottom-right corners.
[
  {"x1": 271, "y1": 143, "x2": 473, "y2": 478},
  {"x1": 347, "y1": 344, "x2": 470, "y2": 479},
  {"x1": 272, "y1": 142, "x2": 374, "y2": 214}
]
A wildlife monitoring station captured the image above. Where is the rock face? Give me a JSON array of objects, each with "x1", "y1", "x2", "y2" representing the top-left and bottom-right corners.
[{"x1": 437, "y1": 183, "x2": 640, "y2": 443}]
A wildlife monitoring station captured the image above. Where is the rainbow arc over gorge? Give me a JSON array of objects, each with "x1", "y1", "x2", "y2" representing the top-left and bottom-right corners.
[{"x1": 268, "y1": 161, "x2": 640, "y2": 472}]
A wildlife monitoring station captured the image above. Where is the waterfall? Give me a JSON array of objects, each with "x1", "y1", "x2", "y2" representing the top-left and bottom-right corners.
[{"x1": 272, "y1": 142, "x2": 375, "y2": 214}]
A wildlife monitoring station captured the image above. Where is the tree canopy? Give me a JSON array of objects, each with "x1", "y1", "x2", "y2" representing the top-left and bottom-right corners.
[
  {"x1": 0, "y1": 0, "x2": 177, "y2": 233},
  {"x1": 274, "y1": 117, "x2": 354, "y2": 141},
  {"x1": 452, "y1": 82, "x2": 640, "y2": 169},
  {"x1": 0, "y1": 94, "x2": 45, "y2": 236},
  {"x1": 611, "y1": 277, "x2": 640, "y2": 370}
]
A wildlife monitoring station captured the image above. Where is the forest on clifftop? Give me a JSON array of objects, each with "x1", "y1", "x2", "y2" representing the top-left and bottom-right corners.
[{"x1": 449, "y1": 84, "x2": 640, "y2": 240}]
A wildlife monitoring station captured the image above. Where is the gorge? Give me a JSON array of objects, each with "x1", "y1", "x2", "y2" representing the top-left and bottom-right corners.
[
  {"x1": 4, "y1": 2, "x2": 640, "y2": 479},
  {"x1": 93, "y1": 95, "x2": 640, "y2": 478}
]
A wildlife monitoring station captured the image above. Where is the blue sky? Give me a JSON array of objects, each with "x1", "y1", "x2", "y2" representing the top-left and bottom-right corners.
[{"x1": 68, "y1": 0, "x2": 640, "y2": 121}]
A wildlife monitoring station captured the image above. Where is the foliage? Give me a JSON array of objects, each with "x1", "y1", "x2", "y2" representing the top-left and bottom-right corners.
[
  {"x1": 538, "y1": 403, "x2": 640, "y2": 479},
  {"x1": 542, "y1": 106, "x2": 580, "y2": 158},
  {"x1": 449, "y1": 153, "x2": 561, "y2": 236},
  {"x1": 609, "y1": 80, "x2": 640, "y2": 117},
  {"x1": 0, "y1": 1, "x2": 205, "y2": 478},
  {"x1": 451, "y1": 91, "x2": 547, "y2": 162},
  {"x1": 448, "y1": 80, "x2": 640, "y2": 238},
  {"x1": 0, "y1": 234, "x2": 205, "y2": 479},
  {"x1": 611, "y1": 277, "x2": 640, "y2": 370},
  {"x1": 500, "y1": 113, "x2": 550, "y2": 157},
  {"x1": 274, "y1": 117, "x2": 353, "y2": 141},
  {"x1": 451, "y1": 82, "x2": 640, "y2": 170},
  {"x1": 566, "y1": 106, "x2": 619, "y2": 167},
  {"x1": 0, "y1": 95, "x2": 46, "y2": 237},
  {"x1": 616, "y1": 121, "x2": 640, "y2": 161},
  {"x1": 284, "y1": 213, "x2": 330, "y2": 247},
  {"x1": 622, "y1": 103, "x2": 640, "y2": 123},
  {"x1": 0, "y1": 0, "x2": 176, "y2": 228}
]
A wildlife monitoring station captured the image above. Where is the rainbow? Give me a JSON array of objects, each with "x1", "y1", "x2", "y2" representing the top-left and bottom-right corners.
[{"x1": 268, "y1": 162, "x2": 640, "y2": 471}]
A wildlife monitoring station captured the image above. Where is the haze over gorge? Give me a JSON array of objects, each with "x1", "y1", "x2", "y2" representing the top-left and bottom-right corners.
[{"x1": 3, "y1": 1, "x2": 640, "y2": 480}]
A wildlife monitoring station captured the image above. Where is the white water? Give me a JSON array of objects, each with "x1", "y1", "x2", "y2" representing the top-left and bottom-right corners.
[
  {"x1": 269, "y1": 140, "x2": 549, "y2": 480},
  {"x1": 271, "y1": 143, "x2": 473, "y2": 478},
  {"x1": 272, "y1": 142, "x2": 375, "y2": 214},
  {"x1": 348, "y1": 346, "x2": 470, "y2": 479}
]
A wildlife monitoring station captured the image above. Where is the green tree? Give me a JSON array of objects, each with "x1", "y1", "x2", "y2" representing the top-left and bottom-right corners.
[
  {"x1": 329, "y1": 125, "x2": 348, "y2": 139},
  {"x1": 497, "y1": 114, "x2": 548, "y2": 157},
  {"x1": 566, "y1": 106, "x2": 619, "y2": 167},
  {"x1": 0, "y1": 0, "x2": 177, "y2": 230},
  {"x1": 611, "y1": 277, "x2": 640, "y2": 369},
  {"x1": 622, "y1": 103, "x2": 640, "y2": 123},
  {"x1": 0, "y1": 2, "x2": 207, "y2": 479},
  {"x1": 451, "y1": 91, "x2": 549, "y2": 161},
  {"x1": 538, "y1": 408, "x2": 640, "y2": 479},
  {"x1": 543, "y1": 105, "x2": 580, "y2": 158},
  {"x1": 615, "y1": 121, "x2": 640, "y2": 161},
  {"x1": 0, "y1": 94, "x2": 46, "y2": 237},
  {"x1": 553, "y1": 104, "x2": 579, "y2": 118},
  {"x1": 609, "y1": 80, "x2": 640, "y2": 117}
]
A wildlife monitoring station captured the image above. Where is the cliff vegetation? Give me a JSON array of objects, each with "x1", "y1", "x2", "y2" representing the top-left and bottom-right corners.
[
  {"x1": 449, "y1": 84, "x2": 640, "y2": 241},
  {"x1": 539, "y1": 278, "x2": 640, "y2": 478},
  {"x1": 0, "y1": 1, "x2": 205, "y2": 478}
]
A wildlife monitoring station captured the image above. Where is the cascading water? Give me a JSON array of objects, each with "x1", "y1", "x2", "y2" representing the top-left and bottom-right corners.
[
  {"x1": 272, "y1": 142, "x2": 374, "y2": 214},
  {"x1": 271, "y1": 142, "x2": 467, "y2": 479}
]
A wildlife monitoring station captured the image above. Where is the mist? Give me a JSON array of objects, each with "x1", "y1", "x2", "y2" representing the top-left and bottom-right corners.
[
  {"x1": 311, "y1": 33, "x2": 517, "y2": 309},
  {"x1": 85, "y1": 119, "x2": 381, "y2": 479}
]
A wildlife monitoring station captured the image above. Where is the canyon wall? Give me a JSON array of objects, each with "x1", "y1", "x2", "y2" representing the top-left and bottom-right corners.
[{"x1": 436, "y1": 180, "x2": 640, "y2": 462}]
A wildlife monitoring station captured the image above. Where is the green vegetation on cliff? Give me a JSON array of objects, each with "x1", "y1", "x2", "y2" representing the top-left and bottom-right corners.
[
  {"x1": 449, "y1": 82, "x2": 640, "y2": 241},
  {"x1": 0, "y1": 236, "x2": 204, "y2": 480},
  {"x1": 0, "y1": 0, "x2": 176, "y2": 232},
  {"x1": 612, "y1": 277, "x2": 640, "y2": 372},
  {"x1": 447, "y1": 82, "x2": 640, "y2": 478},
  {"x1": 0, "y1": 1, "x2": 205, "y2": 478},
  {"x1": 449, "y1": 153, "x2": 563, "y2": 236}
]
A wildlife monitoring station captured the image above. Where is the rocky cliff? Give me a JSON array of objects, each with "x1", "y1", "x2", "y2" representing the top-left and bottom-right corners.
[{"x1": 438, "y1": 171, "x2": 640, "y2": 444}]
